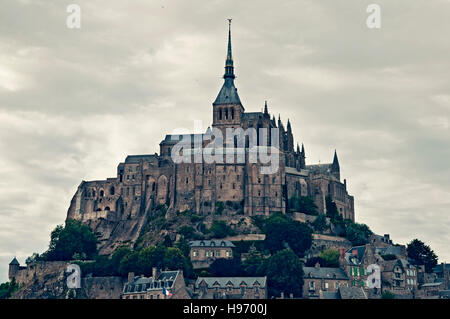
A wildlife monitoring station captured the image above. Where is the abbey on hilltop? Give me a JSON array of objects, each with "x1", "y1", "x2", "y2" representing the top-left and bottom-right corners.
[{"x1": 67, "y1": 22, "x2": 354, "y2": 252}]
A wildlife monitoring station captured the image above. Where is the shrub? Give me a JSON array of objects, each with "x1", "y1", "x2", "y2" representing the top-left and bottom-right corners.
[{"x1": 209, "y1": 221, "x2": 235, "y2": 238}]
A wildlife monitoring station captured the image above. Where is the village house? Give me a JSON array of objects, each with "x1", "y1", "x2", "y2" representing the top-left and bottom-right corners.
[
  {"x1": 380, "y1": 259, "x2": 418, "y2": 298},
  {"x1": 121, "y1": 268, "x2": 190, "y2": 299},
  {"x1": 195, "y1": 277, "x2": 267, "y2": 299},
  {"x1": 189, "y1": 240, "x2": 235, "y2": 269},
  {"x1": 302, "y1": 263, "x2": 350, "y2": 299}
]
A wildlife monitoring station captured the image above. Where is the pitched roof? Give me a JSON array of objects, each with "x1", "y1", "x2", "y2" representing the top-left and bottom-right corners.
[
  {"x1": 125, "y1": 154, "x2": 156, "y2": 164},
  {"x1": 345, "y1": 246, "x2": 366, "y2": 265},
  {"x1": 375, "y1": 246, "x2": 404, "y2": 257},
  {"x1": 303, "y1": 267, "x2": 349, "y2": 280},
  {"x1": 189, "y1": 240, "x2": 235, "y2": 248},
  {"x1": 9, "y1": 257, "x2": 19, "y2": 265},
  {"x1": 338, "y1": 286, "x2": 367, "y2": 299},
  {"x1": 195, "y1": 277, "x2": 266, "y2": 289},
  {"x1": 123, "y1": 270, "x2": 180, "y2": 294},
  {"x1": 305, "y1": 163, "x2": 333, "y2": 175},
  {"x1": 321, "y1": 291, "x2": 340, "y2": 299},
  {"x1": 213, "y1": 79, "x2": 242, "y2": 106},
  {"x1": 160, "y1": 133, "x2": 205, "y2": 145}
]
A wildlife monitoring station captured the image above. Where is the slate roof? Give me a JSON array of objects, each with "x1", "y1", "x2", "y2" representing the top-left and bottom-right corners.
[
  {"x1": 303, "y1": 267, "x2": 349, "y2": 280},
  {"x1": 123, "y1": 270, "x2": 180, "y2": 294},
  {"x1": 375, "y1": 246, "x2": 404, "y2": 257},
  {"x1": 345, "y1": 246, "x2": 366, "y2": 265},
  {"x1": 242, "y1": 112, "x2": 264, "y2": 122},
  {"x1": 213, "y1": 78, "x2": 242, "y2": 106},
  {"x1": 189, "y1": 240, "x2": 235, "y2": 248},
  {"x1": 285, "y1": 167, "x2": 309, "y2": 177},
  {"x1": 433, "y1": 264, "x2": 450, "y2": 273},
  {"x1": 160, "y1": 133, "x2": 206, "y2": 145},
  {"x1": 305, "y1": 163, "x2": 333, "y2": 175},
  {"x1": 125, "y1": 154, "x2": 157, "y2": 164},
  {"x1": 9, "y1": 257, "x2": 19, "y2": 265},
  {"x1": 195, "y1": 277, "x2": 266, "y2": 289},
  {"x1": 338, "y1": 286, "x2": 367, "y2": 299},
  {"x1": 321, "y1": 291, "x2": 340, "y2": 299}
]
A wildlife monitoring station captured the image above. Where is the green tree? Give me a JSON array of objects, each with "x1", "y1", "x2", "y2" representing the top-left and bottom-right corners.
[
  {"x1": 312, "y1": 214, "x2": 328, "y2": 232},
  {"x1": 319, "y1": 249, "x2": 340, "y2": 267},
  {"x1": 164, "y1": 247, "x2": 186, "y2": 270},
  {"x1": 175, "y1": 237, "x2": 191, "y2": 259},
  {"x1": 118, "y1": 251, "x2": 139, "y2": 276},
  {"x1": 305, "y1": 256, "x2": 326, "y2": 267},
  {"x1": 0, "y1": 279, "x2": 19, "y2": 299},
  {"x1": 345, "y1": 222, "x2": 372, "y2": 246},
  {"x1": 289, "y1": 195, "x2": 318, "y2": 215},
  {"x1": 242, "y1": 250, "x2": 266, "y2": 276},
  {"x1": 136, "y1": 247, "x2": 157, "y2": 276},
  {"x1": 209, "y1": 221, "x2": 235, "y2": 238},
  {"x1": 178, "y1": 226, "x2": 196, "y2": 239},
  {"x1": 407, "y1": 239, "x2": 438, "y2": 273},
  {"x1": 264, "y1": 249, "x2": 304, "y2": 298},
  {"x1": 264, "y1": 219, "x2": 312, "y2": 257},
  {"x1": 325, "y1": 196, "x2": 339, "y2": 221},
  {"x1": 45, "y1": 219, "x2": 98, "y2": 261},
  {"x1": 209, "y1": 257, "x2": 243, "y2": 277}
]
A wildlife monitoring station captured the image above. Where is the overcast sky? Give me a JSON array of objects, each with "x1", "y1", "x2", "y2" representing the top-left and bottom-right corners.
[{"x1": 0, "y1": 0, "x2": 449, "y2": 282}]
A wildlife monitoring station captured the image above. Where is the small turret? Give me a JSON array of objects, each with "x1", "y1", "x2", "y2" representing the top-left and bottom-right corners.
[
  {"x1": 9, "y1": 257, "x2": 20, "y2": 281},
  {"x1": 331, "y1": 150, "x2": 340, "y2": 180},
  {"x1": 278, "y1": 114, "x2": 284, "y2": 131},
  {"x1": 264, "y1": 100, "x2": 268, "y2": 115}
]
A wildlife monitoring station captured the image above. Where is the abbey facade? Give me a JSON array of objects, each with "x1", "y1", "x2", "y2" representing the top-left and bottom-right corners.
[{"x1": 67, "y1": 24, "x2": 354, "y2": 251}]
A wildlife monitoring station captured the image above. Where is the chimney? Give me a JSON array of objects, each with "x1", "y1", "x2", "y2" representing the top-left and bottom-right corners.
[
  {"x1": 339, "y1": 248, "x2": 346, "y2": 260},
  {"x1": 290, "y1": 293, "x2": 294, "y2": 299},
  {"x1": 280, "y1": 292, "x2": 284, "y2": 299},
  {"x1": 127, "y1": 272, "x2": 135, "y2": 283},
  {"x1": 152, "y1": 267, "x2": 161, "y2": 279}
]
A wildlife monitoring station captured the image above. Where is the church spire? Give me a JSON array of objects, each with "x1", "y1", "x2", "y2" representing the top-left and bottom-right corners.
[
  {"x1": 264, "y1": 100, "x2": 268, "y2": 115},
  {"x1": 213, "y1": 20, "x2": 242, "y2": 107},
  {"x1": 332, "y1": 150, "x2": 340, "y2": 170},
  {"x1": 224, "y1": 19, "x2": 235, "y2": 80}
]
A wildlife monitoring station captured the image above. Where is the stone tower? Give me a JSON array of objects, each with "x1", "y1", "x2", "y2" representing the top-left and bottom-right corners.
[{"x1": 8, "y1": 257, "x2": 20, "y2": 281}]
